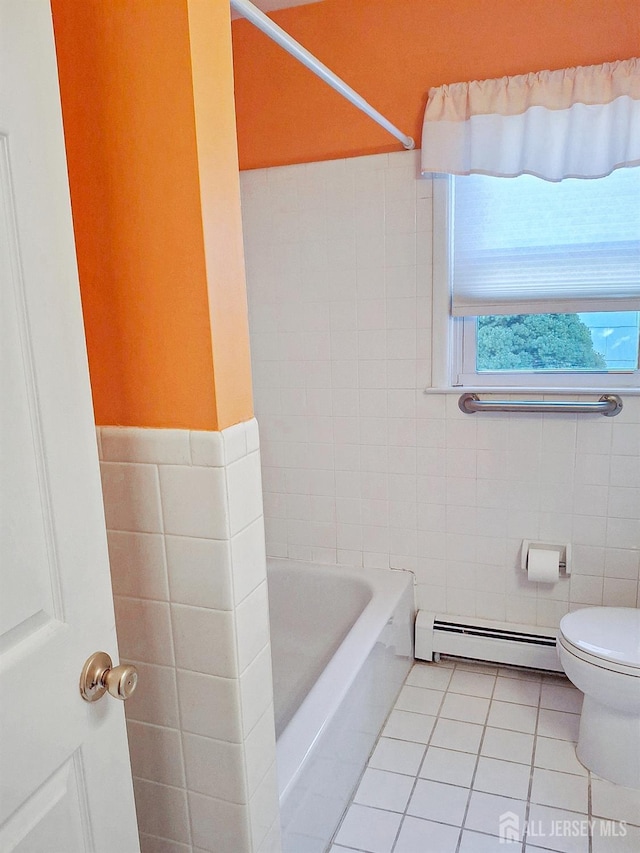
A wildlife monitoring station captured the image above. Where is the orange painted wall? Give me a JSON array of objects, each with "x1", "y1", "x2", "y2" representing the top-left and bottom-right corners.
[
  {"x1": 52, "y1": 0, "x2": 253, "y2": 430},
  {"x1": 231, "y1": 0, "x2": 639, "y2": 170}
]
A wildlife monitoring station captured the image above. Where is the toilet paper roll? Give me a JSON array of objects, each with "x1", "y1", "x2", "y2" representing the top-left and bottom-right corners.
[{"x1": 527, "y1": 548, "x2": 560, "y2": 582}]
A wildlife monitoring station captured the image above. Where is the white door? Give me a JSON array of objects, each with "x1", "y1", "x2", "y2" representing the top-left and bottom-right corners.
[{"x1": 0, "y1": 2, "x2": 140, "y2": 850}]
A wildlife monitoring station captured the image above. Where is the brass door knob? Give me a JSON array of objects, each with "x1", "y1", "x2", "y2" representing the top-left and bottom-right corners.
[{"x1": 80, "y1": 651, "x2": 138, "y2": 702}]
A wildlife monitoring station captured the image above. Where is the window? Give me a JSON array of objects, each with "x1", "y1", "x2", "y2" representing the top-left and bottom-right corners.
[{"x1": 433, "y1": 168, "x2": 640, "y2": 389}]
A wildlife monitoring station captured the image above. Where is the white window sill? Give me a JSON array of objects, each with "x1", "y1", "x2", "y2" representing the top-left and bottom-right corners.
[{"x1": 424, "y1": 386, "x2": 640, "y2": 396}]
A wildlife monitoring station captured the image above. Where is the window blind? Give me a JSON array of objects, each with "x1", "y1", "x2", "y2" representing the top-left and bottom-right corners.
[{"x1": 451, "y1": 168, "x2": 640, "y2": 316}]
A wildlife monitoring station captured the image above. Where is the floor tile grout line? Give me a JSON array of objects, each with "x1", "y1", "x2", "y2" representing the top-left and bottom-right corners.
[
  {"x1": 455, "y1": 663, "x2": 499, "y2": 853},
  {"x1": 587, "y1": 767, "x2": 593, "y2": 853},
  {"x1": 332, "y1": 659, "x2": 616, "y2": 853},
  {"x1": 398, "y1": 662, "x2": 564, "y2": 850},
  {"x1": 388, "y1": 660, "x2": 453, "y2": 853},
  {"x1": 522, "y1": 684, "x2": 544, "y2": 851},
  {"x1": 327, "y1": 664, "x2": 418, "y2": 852}
]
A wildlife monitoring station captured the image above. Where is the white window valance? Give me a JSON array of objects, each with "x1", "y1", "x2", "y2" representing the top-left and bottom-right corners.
[{"x1": 421, "y1": 58, "x2": 640, "y2": 181}]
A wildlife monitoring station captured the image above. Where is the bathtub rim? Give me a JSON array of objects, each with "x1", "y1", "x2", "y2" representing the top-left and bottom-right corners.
[{"x1": 267, "y1": 558, "x2": 415, "y2": 803}]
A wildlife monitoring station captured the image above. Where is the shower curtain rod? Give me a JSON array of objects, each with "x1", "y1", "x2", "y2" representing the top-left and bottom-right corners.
[{"x1": 230, "y1": 0, "x2": 415, "y2": 150}]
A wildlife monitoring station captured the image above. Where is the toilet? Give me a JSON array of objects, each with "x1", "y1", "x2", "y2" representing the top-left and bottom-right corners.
[{"x1": 558, "y1": 607, "x2": 640, "y2": 789}]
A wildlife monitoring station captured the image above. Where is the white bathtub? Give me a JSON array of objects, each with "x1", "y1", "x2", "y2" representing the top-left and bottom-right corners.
[{"x1": 267, "y1": 559, "x2": 414, "y2": 853}]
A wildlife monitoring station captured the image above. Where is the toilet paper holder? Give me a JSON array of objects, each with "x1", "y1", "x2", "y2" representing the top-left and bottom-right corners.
[{"x1": 521, "y1": 540, "x2": 571, "y2": 576}]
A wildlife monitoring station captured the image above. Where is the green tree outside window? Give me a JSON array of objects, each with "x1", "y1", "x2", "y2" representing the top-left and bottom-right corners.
[{"x1": 477, "y1": 314, "x2": 607, "y2": 371}]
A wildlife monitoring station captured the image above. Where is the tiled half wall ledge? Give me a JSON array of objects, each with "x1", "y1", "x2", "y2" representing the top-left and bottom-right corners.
[{"x1": 97, "y1": 420, "x2": 281, "y2": 853}]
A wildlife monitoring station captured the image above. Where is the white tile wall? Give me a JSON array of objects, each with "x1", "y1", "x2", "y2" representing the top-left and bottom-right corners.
[
  {"x1": 241, "y1": 150, "x2": 640, "y2": 628},
  {"x1": 98, "y1": 421, "x2": 280, "y2": 853}
]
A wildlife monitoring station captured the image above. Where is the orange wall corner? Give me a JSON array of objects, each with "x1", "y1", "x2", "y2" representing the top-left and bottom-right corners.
[
  {"x1": 52, "y1": 0, "x2": 254, "y2": 431},
  {"x1": 188, "y1": 0, "x2": 254, "y2": 431}
]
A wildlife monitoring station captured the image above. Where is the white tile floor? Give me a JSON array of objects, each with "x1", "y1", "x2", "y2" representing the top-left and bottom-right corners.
[{"x1": 329, "y1": 658, "x2": 640, "y2": 853}]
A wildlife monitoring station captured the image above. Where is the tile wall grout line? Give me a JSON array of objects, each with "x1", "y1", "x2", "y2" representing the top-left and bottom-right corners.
[{"x1": 156, "y1": 459, "x2": 194, "y2": 852}]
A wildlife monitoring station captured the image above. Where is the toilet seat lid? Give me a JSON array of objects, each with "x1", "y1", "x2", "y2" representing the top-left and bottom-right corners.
[{"x1": 559, "y1": 607, "x2": 640, "y2": 669}]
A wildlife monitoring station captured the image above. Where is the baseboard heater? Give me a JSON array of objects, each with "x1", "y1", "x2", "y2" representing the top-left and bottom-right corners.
[{"x1": 415, "y1": 611, "x2": 563, "y2": 672}]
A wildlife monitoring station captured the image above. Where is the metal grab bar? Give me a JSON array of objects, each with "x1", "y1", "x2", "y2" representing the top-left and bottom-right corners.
[{"x1": 458, "y1": 393, "x2": 623, "y2": 417}]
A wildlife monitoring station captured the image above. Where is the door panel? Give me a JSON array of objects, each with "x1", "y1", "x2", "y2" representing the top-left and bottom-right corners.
[
  {"x1": 3, "y1": 758, "x2": 89, "y2": 853},
  {"x1": 0, "y1": 3, "x2": 139, "y2": 850},
  {"x1": 1, "y1": 133, "x2": 59, "y2": 646}
]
